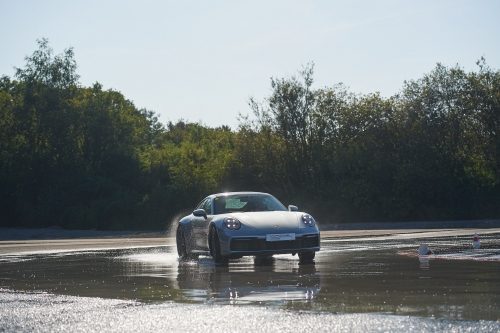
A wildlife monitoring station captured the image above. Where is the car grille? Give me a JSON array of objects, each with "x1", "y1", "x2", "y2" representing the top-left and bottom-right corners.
[{"x1": 230, "y1": 234, "x2": 319, "y2": 252}]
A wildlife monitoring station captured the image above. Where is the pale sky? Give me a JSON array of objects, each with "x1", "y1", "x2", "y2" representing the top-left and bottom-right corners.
[{"x1": 1, "y1": 0, "x2": 499, "y2": 129}]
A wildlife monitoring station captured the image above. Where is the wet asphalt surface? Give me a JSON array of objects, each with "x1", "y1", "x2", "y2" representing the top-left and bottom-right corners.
[{"x1": 1, "y1": 233, "x2": 500, "y2": 332}]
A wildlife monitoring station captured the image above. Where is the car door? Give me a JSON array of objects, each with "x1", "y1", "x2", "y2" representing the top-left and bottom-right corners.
[{"x1": 191, "y1": 198, "x2": 213, "y2": 250}]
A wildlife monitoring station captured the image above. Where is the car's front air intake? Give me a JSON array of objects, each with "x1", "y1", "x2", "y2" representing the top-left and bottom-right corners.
[{"x1": 230, "y1": 234, "x2": 319, "y2": 252}]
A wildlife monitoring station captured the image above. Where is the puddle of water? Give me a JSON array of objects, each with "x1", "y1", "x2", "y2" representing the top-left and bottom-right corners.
[{"x1": 0, "y1": 235, "x2": 499, "y2": 321}]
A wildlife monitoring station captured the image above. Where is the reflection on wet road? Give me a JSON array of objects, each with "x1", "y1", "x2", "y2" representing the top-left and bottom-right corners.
[{"x1": 1, "y1": 233, "x2": 500, "y2": 322}]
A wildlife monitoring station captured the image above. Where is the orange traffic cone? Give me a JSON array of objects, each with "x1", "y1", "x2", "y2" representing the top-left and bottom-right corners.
[{"x1": 473, "y1": 233, "x2": 481, "y2": 249}]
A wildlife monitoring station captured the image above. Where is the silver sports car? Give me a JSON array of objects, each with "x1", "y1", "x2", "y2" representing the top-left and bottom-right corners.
[{"x1": 175, "y1": 192, "x2": 320, "y2": 263}]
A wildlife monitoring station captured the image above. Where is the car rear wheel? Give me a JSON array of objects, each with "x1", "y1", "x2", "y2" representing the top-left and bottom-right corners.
[
  {"x1": 298, "y1": 251, "x2": 315, "y2": 262},
  {"x1": 176, "y1": 225, "x2": 189, "y2": 259},
  {"x1": 209, "y1": 226, "x2": 228, "y2": 264}
]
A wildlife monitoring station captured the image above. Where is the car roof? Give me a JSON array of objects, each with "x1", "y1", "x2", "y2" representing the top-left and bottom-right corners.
[{"x1": 210, "y1": 191, "x2": 272, "y2": 198}]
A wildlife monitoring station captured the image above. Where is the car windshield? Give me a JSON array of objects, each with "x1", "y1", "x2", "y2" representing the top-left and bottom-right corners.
[{"x1": 213, "y1": 194, "x2": 287, "y2": 215}]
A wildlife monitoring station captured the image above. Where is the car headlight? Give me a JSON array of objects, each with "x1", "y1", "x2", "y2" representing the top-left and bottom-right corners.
[
  {"x1": 223, "y1": 217, "x2": 241, "y2": 230},
  {"x1": 302, "y1": 214, "x2": 316, "y2": 227}
]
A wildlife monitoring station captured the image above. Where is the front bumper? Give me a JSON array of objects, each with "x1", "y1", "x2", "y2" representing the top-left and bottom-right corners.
[{"x1": 218, "y1": 230, "x2": 320, "y2": 257}]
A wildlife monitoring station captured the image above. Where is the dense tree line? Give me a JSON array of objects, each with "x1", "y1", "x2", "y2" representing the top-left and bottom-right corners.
[
  {"x1": 237, "y1": 59, "x2": 500, "y2": 222},
  {"x1": 1, "y1": 40, "x2": 499, "y2": 230}
]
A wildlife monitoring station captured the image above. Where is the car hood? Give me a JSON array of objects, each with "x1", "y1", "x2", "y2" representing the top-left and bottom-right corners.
[{"x1": 231, "y1": 211, "x2": 300, "y2": 230}]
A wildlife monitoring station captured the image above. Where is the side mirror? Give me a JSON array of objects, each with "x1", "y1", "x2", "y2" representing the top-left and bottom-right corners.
[
  {"x1": 288, "y1": 205, "x2": 298, "y2": 212},
  {"x1": 193, "y1": 209, "x2": 207, "y2": 219}
]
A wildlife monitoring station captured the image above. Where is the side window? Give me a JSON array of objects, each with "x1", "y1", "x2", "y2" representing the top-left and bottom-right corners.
[
  {"x1": 202, "y1": 199, "x2": 212, "y2": 215},
  {"x1": 196, "y1": 198, "x2": 207, "y2": 210}
]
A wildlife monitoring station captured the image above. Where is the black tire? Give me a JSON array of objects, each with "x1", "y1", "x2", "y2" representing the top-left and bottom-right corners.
[
  {"x1": 210, "y1": 226, "x2": 228, "y2": 264},
  {"x1": 298, "y1": 251, "x2": 315, "y2": 262},
  {"x1": 176, "y1": 225, "x2": 188, "y2": 259}
]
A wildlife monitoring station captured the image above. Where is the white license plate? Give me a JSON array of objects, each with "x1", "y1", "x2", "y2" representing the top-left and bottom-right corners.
[{"x1": 266, "y1": 233, "x2": 296, "y2": 241}]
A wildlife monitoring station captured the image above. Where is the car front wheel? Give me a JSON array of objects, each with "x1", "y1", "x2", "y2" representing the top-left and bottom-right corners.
[
  {"x1": 209, "y1": 226, "x2": 228, "y2": 264},
  {"x1": 298, "y1": 251, "x2": 315, "y2": 262}
]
